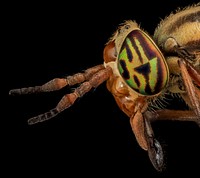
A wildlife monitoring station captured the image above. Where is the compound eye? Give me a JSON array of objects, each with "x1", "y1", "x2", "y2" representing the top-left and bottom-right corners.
[{"x1": 118, "y1": 29, "x2": 169, "y2": 96}]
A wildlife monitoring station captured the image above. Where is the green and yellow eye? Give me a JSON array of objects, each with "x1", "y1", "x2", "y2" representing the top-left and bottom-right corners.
[{"x1": 118, "y1": 29, "x2": 169, "y2": 96}]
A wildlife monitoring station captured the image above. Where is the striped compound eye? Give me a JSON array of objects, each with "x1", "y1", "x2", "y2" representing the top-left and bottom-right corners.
[{"x1": 118, "y1": 29, "x2": 169, "y2": 96}]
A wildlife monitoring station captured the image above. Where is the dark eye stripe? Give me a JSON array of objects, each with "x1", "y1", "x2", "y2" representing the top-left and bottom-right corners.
[
  {"x1": 125, "y1": 44, "x2": 133, "y2": 62},
  {"x1": 120, "y1": 59, "x2": 130, "y2": 79},
  {"x1": 129, "y1": 35, "x2": 143, "y2": 63}
]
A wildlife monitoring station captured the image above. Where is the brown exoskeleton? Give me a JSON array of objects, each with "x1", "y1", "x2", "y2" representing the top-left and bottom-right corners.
[{"x1": 9, "y1": 3, "x2": 200, "y2": 171}]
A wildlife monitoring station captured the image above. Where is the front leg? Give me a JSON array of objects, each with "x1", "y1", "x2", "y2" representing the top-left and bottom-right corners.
[
  {"x1": 130, "y1": 107, "x2": 164, "y2": 171},
  {"x1": 143, "y1": 112, "x2": 164, "y2": 172}
]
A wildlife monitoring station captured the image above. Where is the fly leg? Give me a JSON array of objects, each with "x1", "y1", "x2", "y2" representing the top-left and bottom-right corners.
[
  {"x1": 130, "y1": 108, "x2": 165, "y2": 171},
  {"x1": 146, "y1": 109, "x2": 200, "y2": 126},
  {"x1": 143, "y1": 112, "x2": 165, "y2": 172}
]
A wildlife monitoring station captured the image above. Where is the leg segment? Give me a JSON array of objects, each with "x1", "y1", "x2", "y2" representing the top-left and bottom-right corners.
[
  {"x1": 130, "y1": 110, "x2": 164, "y2": 171},
  {"x1": 9, "y1": 64, "x2": 105, "y2": 95},
  {"x1": 142, "y1": 108, "x2": 200, "y2": 171},
  {"x1": 130, "y1": 108, "x2": 200, "y2": 171},
  {"x1": 130, "y1": 111, "x2": 148, "y2": 150},
  {"x1": 145, "y1": 109, "x2": 200, "y2": 126},
  {"x1": 179, "y1": 59, "x2": 200, "y2": 124},
  {"x1": 143, "y1": 114, "x2": 164, "y2": 172},
  {"x1": 27, "y1": 66, "x2": 113, "y2": 125},
  {"x1": 142, "y1": 109, "x2": 200, "y2": 170}
]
